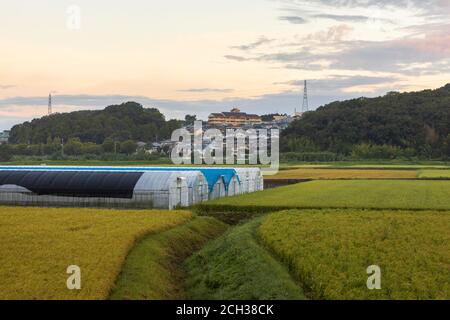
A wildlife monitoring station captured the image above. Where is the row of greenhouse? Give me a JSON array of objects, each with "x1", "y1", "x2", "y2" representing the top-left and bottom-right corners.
[{"x1": 0, "y1": 166, "x2": 264, "y2": 209}]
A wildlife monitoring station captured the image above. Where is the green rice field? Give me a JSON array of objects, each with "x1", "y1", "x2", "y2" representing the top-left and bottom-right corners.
[
  {"x1": 200, "y1": 180, "x2": 450, "y2": 212},
  {"x1": 418, "y1": 170, "x2": 450, "y2": 178}
]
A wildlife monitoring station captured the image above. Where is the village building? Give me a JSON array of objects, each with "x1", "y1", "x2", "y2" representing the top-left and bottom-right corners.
[{"x1": 208, "y1": 108, "x2": 262, "y2": 126}]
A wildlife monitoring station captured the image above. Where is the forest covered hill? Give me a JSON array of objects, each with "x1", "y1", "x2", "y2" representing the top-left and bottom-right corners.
[
  {"x1": 9, "y1": 102, "x2": 183, "y2": 144},
  {"x1": 282, "y1": 84, "x2": 450, "y2": 158}
]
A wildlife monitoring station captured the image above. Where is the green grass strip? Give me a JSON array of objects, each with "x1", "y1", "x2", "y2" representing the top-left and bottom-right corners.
[
  {"x1": 109, "y1": 216, "x2": 228, "y2": 300},
  {"x1": 184, "y1": 217, "x2": 306, "y2": 300}
]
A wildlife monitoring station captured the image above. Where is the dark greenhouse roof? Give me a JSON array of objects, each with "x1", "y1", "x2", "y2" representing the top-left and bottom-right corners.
[{"x1": 0, "y1": 171, "x2": 144, "y2": 198}]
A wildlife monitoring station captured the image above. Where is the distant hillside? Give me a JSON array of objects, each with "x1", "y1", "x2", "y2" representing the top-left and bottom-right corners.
[
  {"x1": 282, "y1": 84, "x2": 450, "y2": 158},
  {"x1": 9, "y1": 102, "x2": 183, "y2": 144}
]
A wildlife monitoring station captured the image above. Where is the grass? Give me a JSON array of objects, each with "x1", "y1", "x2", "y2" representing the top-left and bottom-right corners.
[
  {"x1": 418, "y1": 170, "x2": 450, "y2": 178},
  {"x1": 197, "y1": 180, "x2": 450, "y2": 215},
  {"x1": 184, "y1": 217, "x2": 306, "y2": 300},
  {"x1": 271, "y1": 168, "x2": 418, "y2": 180},
  {"x1": 0, "y1": 159, "x2": 172, "y2": 166},
  {"x1": 110, "y1": 217, "x2": 228, "y2": 300},
  {"x1": 0, "y1": 207, "x2": 192, "y2": 300},
  {"x1": 259, "y1": 209, "x2": 450, "y2": 300}
]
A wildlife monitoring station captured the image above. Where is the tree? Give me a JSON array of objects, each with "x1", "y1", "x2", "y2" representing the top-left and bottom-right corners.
[
  {"x1": 102, "y1": 138, "x2": 115, "y2": 153},
  {"x1": 185, "y1": 115, "x2": 197, "y2": 125},
  {"x1": 0, "y1": 145, "x2": 12, "y2": 162},
  {"x1": 120, "y1": 140, "x2": 137, "y2": 155},
  {"x1": 82, "y1": 142, "x2": 102, "y2": 155},
  {"x1": 42, "y1": 136, "x2": 60, "y2": 155},
  {"x1": 444, "y1": 134, "x2": 450, "y2": 158},
  {"x1": 64, "y1": 138, "x2": 83, "y2": 156}
]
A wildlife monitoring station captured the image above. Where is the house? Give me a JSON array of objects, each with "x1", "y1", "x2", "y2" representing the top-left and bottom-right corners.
[
  {"x1": 0, "y1": 131, "x2": 10, "y2": 144},
  {"x1": 208, "y1": 108, "x2": 262, "y2": 126}
]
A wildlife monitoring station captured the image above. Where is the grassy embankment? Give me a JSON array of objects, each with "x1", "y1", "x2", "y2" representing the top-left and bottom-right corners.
[
  {"x1": 110, "y1": 217, "x2": 227, "y2": 300},
  {"x1": 259, "y1": 209, "x2": 450, "y2": 300},
  {"x1": 184, "y1": 217, "x2": 306, "y2": 300}
]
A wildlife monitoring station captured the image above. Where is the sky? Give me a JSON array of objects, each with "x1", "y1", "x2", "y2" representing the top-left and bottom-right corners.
[{"x1": 0, "y1": 0, "x2": 449, "y2": 130}]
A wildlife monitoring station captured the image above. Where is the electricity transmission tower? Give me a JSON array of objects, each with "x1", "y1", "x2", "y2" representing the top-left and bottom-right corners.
[
  {"x1": 302, "y1": 80, "x2": 309, "y2": 112},
  {"x1": 48, "y1": 94, "x2": 52, "y2": 115}
]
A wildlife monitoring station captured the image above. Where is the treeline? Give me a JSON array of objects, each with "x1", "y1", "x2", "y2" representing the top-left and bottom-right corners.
[
  {"x1": 6, "y1": 138, "x2": 139, "y2": 156},
  {"x1": 282, "y1": 84, "x2": 450, "y2": 160},
  {"x1": 0, "y1": 139, "x2": 168, "y2": 162},
  {"x1": 9, "y1": 102, "x2": 183, "y2": 144}
]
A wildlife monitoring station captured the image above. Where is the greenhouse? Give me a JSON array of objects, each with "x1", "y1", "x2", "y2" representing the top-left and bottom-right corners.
[
  {"x1": 0, "y1": 165, "x2": 245, "y2": 194},
  {"x1": 180, "y1": 171, "x2": 209, "y2": 206},
  {"x1": 226, "y1": 175, "x2": 241, "y2": 196},
  {"x1": 0, "y1": 166, "x2": 264, "y2": 209},
  {"x1": 235, "y1": 168, "x2": 264, "y2": 193},
  {"x1": 208, "y1": 176, "x2": 227, "y2": 200},
  {"x1": 235, "y1": 168, "x2": 251, "y2": 193},
  {"x1": 0, "y1": 170, "x2": 189, "y2": 210}
]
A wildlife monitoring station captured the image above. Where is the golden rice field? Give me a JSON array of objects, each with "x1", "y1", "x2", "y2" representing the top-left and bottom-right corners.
[
  {"x1": 271, "y1": 168, "x2": 418, "y2": 180},
  {"x1": 0, "y1": 207, "x2": 192, "y2": 300},
  {"x1": 259, "y1": 209, "x2": 450, "y2": 300},
  {"x1": 345, "y1": 165, "x2": 450, "y2": 169}
]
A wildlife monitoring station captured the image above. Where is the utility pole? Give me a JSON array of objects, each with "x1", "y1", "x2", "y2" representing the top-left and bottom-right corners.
[{"x1": 61, "y1": 138, "x2": 64, "y2": 156}]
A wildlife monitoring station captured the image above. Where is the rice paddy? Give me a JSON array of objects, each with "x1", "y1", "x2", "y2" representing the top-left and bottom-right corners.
[
  {"x1": 0, "y1": 207, "x2": 192, "y2": 300},
  {"x1": 418, "y1": 170, "x2": 450, "y2": 178},
  {"x1": 259, "y1": 209, "x2": 450, "y2": 300},
  {"x1": 200, "y1": 180, "x2": 450, "y2": 212},
  {"x1": 271, "y1": 168, "x2": 418, "y2": 180}
]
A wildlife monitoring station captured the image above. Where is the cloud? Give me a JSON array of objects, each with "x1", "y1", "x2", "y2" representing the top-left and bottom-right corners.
[
  {"x1": 313, "y1": 14, "x2": 369, "y2": 22},
  {"x1": 0, "y1": 85, "x2": 16, "y2": 90},
  {"x1": 279, "y1": 16, "x2": 307, "y2": 24},
  {"x1": 224, "y1": 55, "x2": 249, "y2": 62},
  {"x1": 276, "y1": 75, "x2": 399, "y2": 93},
  {"x1": 328, "y1": 30, "x2": 450, "y2": 72},
  {"x1": 277, "y1": 0, "x2": 450, "y2": 25},
  {"x1": 177, "y1": 88, "x2": 234, "y2": 93},
  {"x1": 231, "y1": 37, "x2": 274, "y2": 51},
  {"x1": 225, "y1": 22, "x2": 450, "y2": 75},
  {"x1": 305, "y1": 24, "x2": 353, "y2": 42},
  {"x1": 284, "y1": 0, "x2": 445, "y2": 11}
]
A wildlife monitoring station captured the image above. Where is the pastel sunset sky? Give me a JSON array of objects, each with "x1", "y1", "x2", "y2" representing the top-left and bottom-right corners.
[{"x1": 1, "y1": 0, "x2": 449, "y2": 130}]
